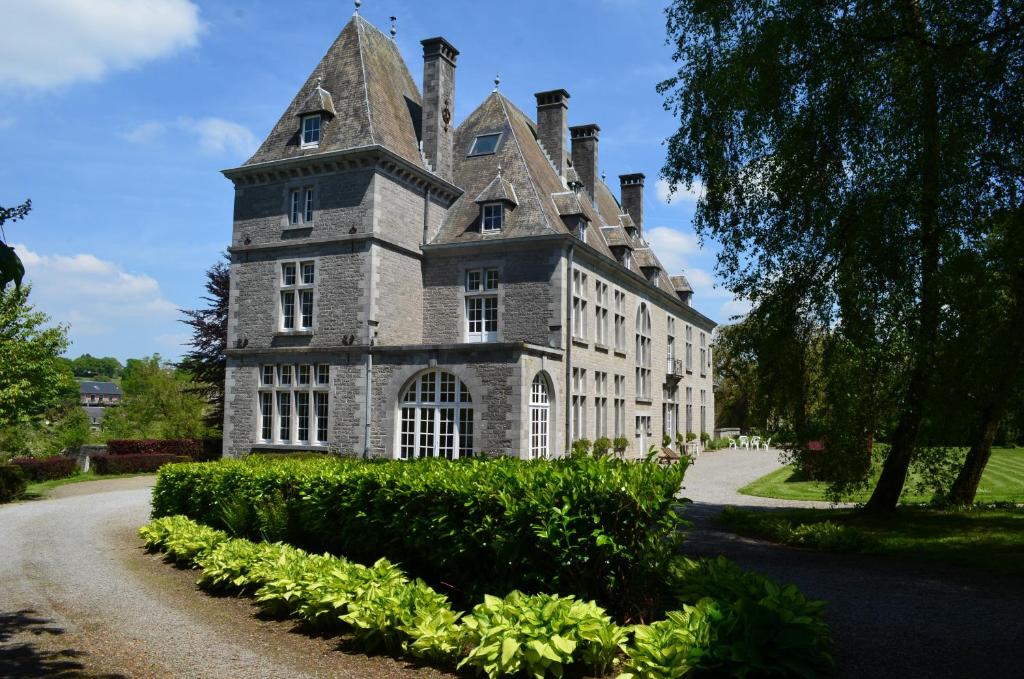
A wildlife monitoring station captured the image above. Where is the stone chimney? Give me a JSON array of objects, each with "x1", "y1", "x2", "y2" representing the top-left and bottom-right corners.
[
  {"x1": 421, "y1": 37, "x2": 459, "y2": 182},
  {"x1": 535, "y1": 89, "x2": 570, "y2": 176},
  {"x1": 619, "y1": 173, "x2": 645, "y2": 237},
  {"x1": 569, "y1": 124, "x2": 600, "y2": 202}
]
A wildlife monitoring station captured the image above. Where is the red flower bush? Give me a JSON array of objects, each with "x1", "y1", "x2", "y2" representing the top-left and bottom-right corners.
[
  {"x1": 9, "y1": 456, "x2": 78, "y2": 482},
  {"x1": 106, "y1": 439, "x2": 202, "y2": 457}
]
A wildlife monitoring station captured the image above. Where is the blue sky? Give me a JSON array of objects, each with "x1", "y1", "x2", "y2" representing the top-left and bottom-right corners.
[{"x1": 0, "y1": 0, "x2": 743, "y2": 362}]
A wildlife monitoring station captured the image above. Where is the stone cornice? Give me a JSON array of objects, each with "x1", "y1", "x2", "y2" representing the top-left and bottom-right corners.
[
  {"x1": 222, "y1": 145, "x2": 463, "y2": 205},
  {"x1": 227, "y1": 341, "x2": 564, "y2": 359}
]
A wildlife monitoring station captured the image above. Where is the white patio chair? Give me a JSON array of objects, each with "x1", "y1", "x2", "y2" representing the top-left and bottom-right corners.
[
  {"x1": 728, "y1": 437, "x2": 737, "y2": 449},
  {"x1": 751, "y1": 435, "x2": 761, "y2": 449},
  {"x1": 738, "y1": 435, "x2": 749, "y2": 450},
  {"x1": 762, "y1": 437, "x2": 772, "y2": 450}
]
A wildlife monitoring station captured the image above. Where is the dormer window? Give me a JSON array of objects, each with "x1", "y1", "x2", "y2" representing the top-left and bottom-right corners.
[
  {"x1": 578, "y1": 222, "x2": 588, "y2": 242},
  {"x1": 301, "y1": 115, "x2": 321, "y2": 148},
  {"x1": 621, "y1": 250, "x2": 632, "y2": 269},
  {"x1": 482, "y1": 203, "x2": 503, "y2": 232},
  {"x1": 469, "y1": 133, "x2": 501, "y2": 156}
]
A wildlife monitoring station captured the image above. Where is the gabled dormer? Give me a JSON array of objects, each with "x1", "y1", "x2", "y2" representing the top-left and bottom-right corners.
[
  {"x1": 474, "y1": 166, "x2": 518, "y2": 233},
  {"x1": 295, "y1": 78, "x2": 336, "y2": 149}
]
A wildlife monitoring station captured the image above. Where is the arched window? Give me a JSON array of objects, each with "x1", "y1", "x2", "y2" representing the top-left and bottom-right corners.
[
  {"x1": 529, "y1": 374, "x2": 551, "y2": 459},
  {"x1": 399, "y1": 371, "x2": 474, "y2": 459},
  {"x1": 635, "y1": 303, "x2": 652, "y2": 399}
]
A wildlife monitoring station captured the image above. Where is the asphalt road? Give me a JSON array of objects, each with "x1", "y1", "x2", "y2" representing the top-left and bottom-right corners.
[
  {"x1": 681, "y1": 449, "x2": 1024, "y2": 679},
  {"x1": 0, "y1": 478, "x2": 448, "y2": 678}
]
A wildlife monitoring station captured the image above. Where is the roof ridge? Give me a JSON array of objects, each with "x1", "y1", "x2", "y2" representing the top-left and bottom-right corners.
[
  {"x1": 353, "y1": 17, "x2": 376, "y2": 146},
  {"x1": 497, "y1": 93, "x2": 555, "y2": 232}
]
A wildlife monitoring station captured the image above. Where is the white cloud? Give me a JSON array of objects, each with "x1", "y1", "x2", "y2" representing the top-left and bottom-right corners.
[
  {"x1": 13, "y1": 244, "x2": 177, "y2": 340},
  {"x1": 178, "y1": 117, "x2": 257, "y2": 156},
  {"x1": 719, "y1": 298, "x2": 753, "y2": 320},
  {"x1": 0, "y1": 0, "x2": 201, "y2": 90},
  {"x1": 644, "y1": 226, "x2": 699, "y2": 274},
  {"x1": 121, "y1": 121, "x2": 166, "y2": 144},
  {"x1": 656, "y1": 178, "x2": 705, "y2": 206}
]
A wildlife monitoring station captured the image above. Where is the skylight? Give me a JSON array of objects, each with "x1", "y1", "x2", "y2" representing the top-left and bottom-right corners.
[{"x1": 469, "y1": 133, "x2": 501, "y2": 156}]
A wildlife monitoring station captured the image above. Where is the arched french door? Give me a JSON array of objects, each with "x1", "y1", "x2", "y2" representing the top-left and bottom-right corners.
[
  {"x1": 529, "y1": 374, "x2": 551, "y2": 459},
  {"x1": 398, "y1": 370, "x2": 474, "y2": 459}
]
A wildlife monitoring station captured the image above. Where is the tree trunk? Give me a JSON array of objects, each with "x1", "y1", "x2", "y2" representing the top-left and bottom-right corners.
[
  {"x1": 947, "y1": 412, "x2": 1001, "y2": 506},
  {"x1": 864, "y1": 0, "x2": 942, "y2": 514}
]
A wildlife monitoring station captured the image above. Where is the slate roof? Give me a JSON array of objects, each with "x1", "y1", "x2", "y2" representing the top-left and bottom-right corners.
[
  {"x1": 474, "y1": 170, "x2": 519, "y2": 206},
  {"x1": 79, "y1": 381, "x2": 122, "y2": 396},
  {"x1": 670, "y1": 275, "x2": 694, "y2": 293},
  {"x1": 246, "y1": 15, "x2": 424, "y2": 169}
]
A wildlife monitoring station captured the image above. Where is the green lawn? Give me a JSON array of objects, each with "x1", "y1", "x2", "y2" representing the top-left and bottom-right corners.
[
  {"x1": 738, "y1": 447, "x2": 1024, "y2": 504},
  {"x1": 22, "y1": 470, "x2": 154, "y2": 499},
  {"x1": 718, "y1": 506, "x2": 1024, "y2": 576}
]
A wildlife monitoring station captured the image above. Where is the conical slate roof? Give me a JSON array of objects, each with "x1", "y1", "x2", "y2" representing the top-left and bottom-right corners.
[{"x1": 245, "y1": 15, "x2": 424, "y2": 169}]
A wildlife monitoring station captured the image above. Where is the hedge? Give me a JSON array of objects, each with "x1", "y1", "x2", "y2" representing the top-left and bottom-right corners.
[
  {"x1": 93, "y1": 454, "x2": 191, "y2": 475},
  {"x1": 9, "y1": 456, "x2": 78, "y2": 482},
  {"x1": 152, "y1": 455, "x2": 687, "y2": 617},
  {"x1": 0, "y1": 465, "x2": 27, "y2": 503},
  {"x1": 107, "y1": 439, "x2": 202, "y2": 457}
]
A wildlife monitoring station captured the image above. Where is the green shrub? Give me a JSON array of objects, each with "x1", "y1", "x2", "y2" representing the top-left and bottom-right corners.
[
  {"x1": 667, "y1": 556, "x2": 832, "y2": 677},
  {"x1": 152, "y1": 456, "x2": 687, "y2": 616},
  {"x1": 570, "y1": 439, "x2": 592, "y2": 458},
  {"x1": 718, "y1": 507, "x2": 876, "y2": 552},
  {"x1": 619, "y1": 602, "x2": 717, "y2": 678},
  {"x1": 458, "y1": 591, "x2": 626, "y2": 678},
  {"x1": 686, "y1": 432, "x2": 697, "y2": 442},
  {"x1": 139, "y1": 515, "x2": 229, "y2": 566},
  {"x1": 675, "y1": 432, "x2": 685, "y2": 449},
  {"x1": 613, "y1": 437, "x2": 629, "y2": 455},
  {"x1": 592, "y1": 437, "x2": 612, "y2": 458},
  {"x1": 662, "y1": 434, "x2": 672, "y2": 447},
  {"x1": 0, "y1": 464, "x2": 27, "y2": 503}
]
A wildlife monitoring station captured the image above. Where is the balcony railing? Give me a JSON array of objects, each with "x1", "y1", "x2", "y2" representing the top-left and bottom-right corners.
[{"x1": 666, "y1": 358, "x2": 684, "y2": 378}]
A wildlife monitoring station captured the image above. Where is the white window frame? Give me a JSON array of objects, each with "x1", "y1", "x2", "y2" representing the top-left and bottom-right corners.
[
  {"x1": 529, "y1": 374, "x2": 551, "y2": 459},
  {"x1": 465, "y1": 268, "x2": 498, "y2": 343},
  {"x1": 594, "y1": 371, "x2": 608, "y2": 439},
  {"x1": 289, "y1": 187, "x2": 315, "y2": 226},
  {"x1": 635, "y1": 303, "x2": 652, "y2": 400},
  {"x1": 279, "y1": 260, "x2": 315, "y2": 332},
  {"x1": 572, "y1": 269, "x2": 588, "y2": 341},
  {"x1": 258, "y1": 363, "x2": 330, "y2": 445},
  {"x1": 613, "y1": 374, "x2": 626, "y2": 438},
  {"x1": 301, "y1": 114, "x2": 322, "y2": 148},
  {"x1": 613, "y1": 289, "x2": 626, "y2": 352},
  {"x1": 481, "y1": 203, "x2": 504, "y2": 232},
  {"x1": 571, "y1": 367, "x2": 587, "y2": 441},
  {"x1": 595, "y1": 281, "x2": 609, "y2": 346},
  {"x1": 398, "y1": 370, "x2": 474, "y2": 459},
  {"x1": 468, "y1": 132, "x2": 502, "y2": 156}
]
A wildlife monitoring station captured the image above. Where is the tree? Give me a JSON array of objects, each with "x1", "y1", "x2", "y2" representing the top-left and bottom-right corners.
[
  {"x1": 69, "y1": 354, "x2": 124, "y2": 380},
  {"x1": 179, "y1": 254, "x2": 229, "y2": 431},
  {"x1": 0, "y1": 286, "x2": 76, "y2": 429},
  {"x1": 0, "y1": 198, "x2": 31, "y2": 291},
  {"x1": 659, "y1": 1, "x2": 1024, "y2": 513},
  {"x1": 102, "y1": 355, "x2": 207, "y2": 440}
]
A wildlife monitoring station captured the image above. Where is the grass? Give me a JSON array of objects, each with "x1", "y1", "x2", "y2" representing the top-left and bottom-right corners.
[
  {"x1": 739, "y1": 446, "x2": 1024, "y2": 504},
  {"x1": 718, "y1": 506, "x2": 1024, "y2": 576},
  {"x1": 22, "y1": 470, "x2": 155, "y2": 499}
]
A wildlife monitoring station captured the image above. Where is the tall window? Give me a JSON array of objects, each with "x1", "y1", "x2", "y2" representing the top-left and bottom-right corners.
[
  {"x1": 466, "y1": 268, "x2": 498, "y2": 342},
  {"x1": 613, "y1": 290, "x2": 626, "y2": 352},
  {"x1": 635, "y1": 303, "x2": 652, "y2": 399},
  {"x1": 700, "y1": 389, "x2": 707, "y2": 436},
  {"x1": 613, "y1": 375, "x2": 626, "y2": 438},
  {"x1": 594, "y1": 372, "x2": 608, "y2": 438},
  {"x1": 667, "y1": 317, "x2": 676, "y2": 369},
  {"x1": 685, "y1": 324, "x2": 693, "y2": 372},
  {"x1": 529, "y1": 375, "x2": 551, "y2": 459},
  {"x1": 685, "y1": 386, "x2": 693, "y2": 435},
  {"x1": 301, "y1": 114, "x2": 321, "y2": 147},
  {"x1": 700, "y1": 332, "x2": 707, "y2": 377},
  {"x1": 289, "y1": 187, "x2": 314, "y2": 225},
  {"x1": 663, "y1": 385, "x2": 679, "y2": 440},
  {"x1": 399, "y1": 371, "x2": 474, "y2": 459},
  {"x1": 572, "y1": 269, "x2": 588, "y2": 340},
  {"x1": 258, "y1": 363, "x2": 329, "y2": 445},
  {"x1": 280, "y1": 261, "x2": 314, "y2": 331},
  {"x1": 571, "y1": 367, "x2": 587, "y2": 441},
  {"x1": 481, "y1": 203, "x2": 504, "y2": 232},
  {"x1": 595, "y1": 281, "x2": 609, "y2": 346}
]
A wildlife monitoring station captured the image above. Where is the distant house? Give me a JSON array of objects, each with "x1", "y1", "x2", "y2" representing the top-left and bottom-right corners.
[{"x1": 79, "y1": 381, "x2": 122, "y2": 429}]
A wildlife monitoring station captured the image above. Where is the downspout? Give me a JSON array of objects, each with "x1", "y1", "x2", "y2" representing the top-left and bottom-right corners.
[
  {"x1": 363, "y1": 330, "x2": 374, "y2": 458},
  {"x1": 565, "y1": 243, "x2": 574, "y2": 456}
]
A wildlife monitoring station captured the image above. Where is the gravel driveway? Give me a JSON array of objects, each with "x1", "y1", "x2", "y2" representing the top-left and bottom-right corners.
[
  {"x1": 0, "y1": 478, "x2": 449, "y2": 678},
  {"x1": 680, "y1": 448, "x2": 1024, "y2": 679}
]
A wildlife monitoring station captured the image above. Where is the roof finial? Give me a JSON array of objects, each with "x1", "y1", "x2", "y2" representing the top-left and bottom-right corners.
[
  {"x1": 315, "y1": 76, "x2": 322, "y2": 90},
  {"x1": 497, "y1": 163, "x2": 503, "y2": 178},
  {"x1": 601, "y1": 170, "x2": 607, "y2": 184},
  {"x1": 390, "y1": 16, "x2": 397, "y2": 39},
  {"x1": 493, "y1": 73, "x2": 501, "y2": 93},
  {"x1": 354, "y1": 0, "x2": 361, "y2": 15}
]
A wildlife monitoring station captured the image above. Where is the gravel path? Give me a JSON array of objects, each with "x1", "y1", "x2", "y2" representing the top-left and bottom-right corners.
[
  {"x1": 680, "y1": 448, "x2": 1024, "y2": 678},
  {"x1": 0, "y1": 479, "x2": 449, "y2": 678}
]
